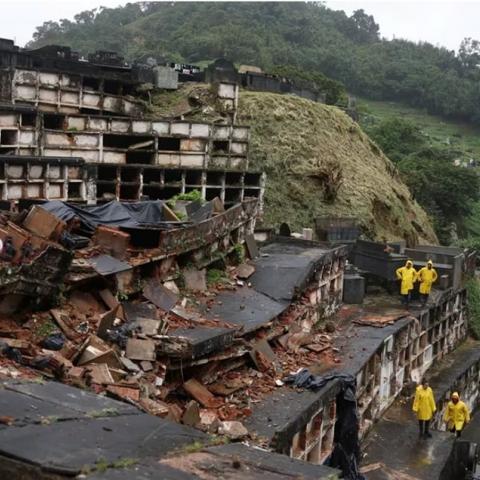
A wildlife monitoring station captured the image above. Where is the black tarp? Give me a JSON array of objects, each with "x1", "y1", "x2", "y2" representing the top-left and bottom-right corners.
[
  {"x1": 284, "y1": 369, "x2": 365, "y2": 480},
  {"x1": 41, "y1": 200, "x2": 176, "y2": 235}
]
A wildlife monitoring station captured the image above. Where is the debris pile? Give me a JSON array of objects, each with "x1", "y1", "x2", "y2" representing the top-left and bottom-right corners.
[{"x1": 0, "y1": 201, "x2": 347, "y2": 438}]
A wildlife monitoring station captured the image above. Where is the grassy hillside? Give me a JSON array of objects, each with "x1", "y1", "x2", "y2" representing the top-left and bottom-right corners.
[
  {"x1": 147, "y1": 84, "x2": 437, "y2": 244},
  {"x1": 236, "y1": 92, "x2": 437, "y2": 244},
  {"x1": 359, "y1": 99, "x2": 480, "y2": 163}
]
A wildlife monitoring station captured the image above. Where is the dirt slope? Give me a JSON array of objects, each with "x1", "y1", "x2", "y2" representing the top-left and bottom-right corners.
[{"x1": 149, "y1": 86, "x2": 437, "y2": 245}]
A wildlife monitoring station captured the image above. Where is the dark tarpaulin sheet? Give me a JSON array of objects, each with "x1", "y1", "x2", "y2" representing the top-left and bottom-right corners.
[
  {"x1": 41, "y1": 200, "x2": 168, "y2": 234},
  {"x1": 284, "y1": 369, "x2": 365, "y2": 480}
]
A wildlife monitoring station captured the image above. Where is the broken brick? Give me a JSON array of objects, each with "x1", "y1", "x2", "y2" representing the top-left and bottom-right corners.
[
  {"x1": 140, "y1": 397, "x2": 169, "y2": 417},
  {"x1": 98, "y1": 289, "x2": 119, "y2": 311},
  {"x1": 183, "y1": 378, "x2": 223, "y2": 408},
  {"x1": 235, "y1": 263, "x2": 255, "y2": 279},
  {"x1": 94, "y1": 225, "x2": 130, "y2": 260},
  {"x1": 249, "y1": 339, "x2": 277, "y2": 372},
  {"x1": 199, "y1": 409, "x2": 219, "y2": 430},
  {"x1": 77, "y1": 336, "x2": 122, "y2": 369},
  {"x1": 50, "y1": 309, "x2": 84, "y2": 342},
  {"x1": 97, "y1": 307, "x2": 118, "y2": 340},
  {"x1": 106, "y1": 384, "x2": 140, "y2": 403},
  {"x1": 218, "y1": 420, "x2": 248, "y2": 440},
  {"x1": 66, "y1": 366, "x2": 85, "y2": 380},
  {"x1": 140, "y1": 360, "x2": 153, "y2": 372},
  {"x1": 166, "y1": 403, "x2": 183, "y2": 423}
]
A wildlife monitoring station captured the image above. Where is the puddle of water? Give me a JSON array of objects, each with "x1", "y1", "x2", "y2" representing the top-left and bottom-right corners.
[{"x1": 411, "y1": 442, "x2": 435, "y2": 468}]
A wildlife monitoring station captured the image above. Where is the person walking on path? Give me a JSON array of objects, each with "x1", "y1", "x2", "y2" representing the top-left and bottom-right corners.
[
  {"x1": 417, "y1": 260, "x2": 438, "y2": 306},
  {"x1": 396, "y1": 260, "x2": 417, "y2": 308},
  {"x1": 413, "y1": 378, "x2": 436, "y2": 438},
  {"x1": 444, "y1": 392, "x2": 470, "y2": 437}
]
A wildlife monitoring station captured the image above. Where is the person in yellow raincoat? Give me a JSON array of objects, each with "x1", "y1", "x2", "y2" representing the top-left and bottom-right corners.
[
  {"x1": 396, "y1": 260, "x2": 417, "y2": 307},
  {"x1": 443, "y1": 392, "x2": 470, "y2": 437},
  {"x1": 412, "y1": 378, "x2": 436, "y2": 438},
  {"x1": 417, "y1": 260, "x2": 438, "y2": 306}
]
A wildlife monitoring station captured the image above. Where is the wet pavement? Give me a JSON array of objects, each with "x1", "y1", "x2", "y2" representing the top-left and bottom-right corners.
[
  {"x1": 362, "y1": 400, "x2": 455, "y2": 479},
  {"x1": 361, "y1": 340, "x2": 480, "y2": 479}
]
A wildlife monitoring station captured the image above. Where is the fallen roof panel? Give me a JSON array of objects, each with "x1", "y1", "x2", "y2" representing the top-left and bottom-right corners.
[
  {"x1": 207, "y1": 287, "x2": 288, "y2": 334},
  {"x1": 250, "y1": 240, "x2": 338, "y2": 302},
  {"x1": 3, "y1": 380, "x2": 138, "y2": 418},
  {"x1": 0, "y1": 414, "x2": 205, "y2": 475}
]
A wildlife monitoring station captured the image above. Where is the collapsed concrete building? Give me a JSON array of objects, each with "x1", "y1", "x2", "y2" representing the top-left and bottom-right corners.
[{"x1": 0, "y1": 39, "x2": 478, "y2": 480}]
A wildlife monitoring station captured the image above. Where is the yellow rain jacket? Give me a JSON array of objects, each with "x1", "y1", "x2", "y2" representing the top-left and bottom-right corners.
[
  {"x1": 396, "y1": 263, "x2": 417, "y2": 295},
  {"x1": 443, "y1": 395, "x2": 470, "y2": 430},
  {"x1": 412, "y1": 385, "x2": 436, "y2": 421},
  {"x1": 418, "y1": 265, "x2": 438, "y2": 294}
]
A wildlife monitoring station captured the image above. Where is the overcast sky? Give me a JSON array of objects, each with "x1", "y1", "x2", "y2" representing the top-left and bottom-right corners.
[
  {"x1": 326, "y1": 1, "x2": 480, "y2": 51},
  {"x1": 0, "y1": 0, "x2": 478, "y2": 52}
]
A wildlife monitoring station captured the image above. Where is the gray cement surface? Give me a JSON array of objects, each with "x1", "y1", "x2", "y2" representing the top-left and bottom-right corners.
[
  {"x1": 362, "y1": 400, "x2": 455, "y2": 479},
  {"x1": 362, "y1": 339, "x2": 480, "y2": 479}
]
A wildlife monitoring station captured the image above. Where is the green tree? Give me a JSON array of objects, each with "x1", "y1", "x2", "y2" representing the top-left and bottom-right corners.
[
  {"x1": 368, "y1": 118, "x2": 425, "y2": 163},
  {"x1": 24, "y1": 2, "x2": 480, "y2": 125}
]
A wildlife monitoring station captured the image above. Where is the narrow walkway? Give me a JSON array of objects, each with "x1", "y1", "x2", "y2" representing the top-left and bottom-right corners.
[
  {"x1": 361, "y1": 340, "x2": 480, "y2": 480},
  {"x1": 361, "y1": 400, "x2": 454, "y2": 479}
]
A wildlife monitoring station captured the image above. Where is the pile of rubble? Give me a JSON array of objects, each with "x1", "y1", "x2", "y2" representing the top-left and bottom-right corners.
[{"x1": 0, "y1": 196, "x2": 347, "y2": 441}]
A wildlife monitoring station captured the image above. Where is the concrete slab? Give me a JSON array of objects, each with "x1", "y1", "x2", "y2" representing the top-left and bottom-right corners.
[
  {"x1": 0, "y1": 387, "x2": 79, "y2": 428},
  {"x1": 86, "y1": 461, "x2": 199, "y2": 479},
  {"x1": 122, "y1": 302, "x2": 157, "y2": 322},
  {"x1": 328, "y1": 316, "x2": 411, "y2": 377},
  {"x1": 246, "y1": 379, "x2": 341, "y2": 454},
  {"x1": 206, "y1": 443, "x2": 341, "y2": 478},
  {"x1": 207, "y1": 287, "x2": 287, "y2": 334},
  {"x1": 3, "y1": 381, "x2": 138, "y2": 417},
  {"x1": 0, "y1": 414, "x2": 206, "y2": 475},
  {"x1": 250, "y1": 242, "x2": 331, "y2": 301},
  {"x1": 461, "y1": 407, "x2": 480, "y2": 443}
]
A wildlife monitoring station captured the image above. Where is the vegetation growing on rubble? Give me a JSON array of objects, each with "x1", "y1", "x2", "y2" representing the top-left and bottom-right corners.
[
  {"x1": 206, "y1": 268, "x2": 227, "y2": 286},
  {"x1": 34, "y1": 318, "x2": 57, "y2": 339},
  {"x1": 231, "y1": 244, "x2": 246, "y2": 264},
  {"x1": 167, "y1": 189, "x2": 203, "y2": 205}
]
